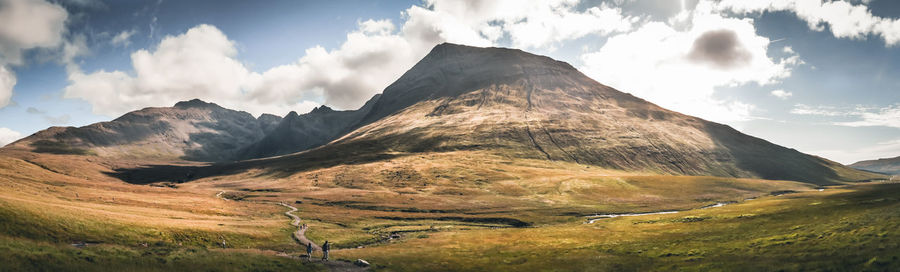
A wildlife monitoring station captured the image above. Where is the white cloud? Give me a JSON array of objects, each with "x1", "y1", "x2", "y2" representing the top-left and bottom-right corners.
[
  {"x1": 791, "y1": 103, "x2": 900, "y2": 128},
  {"x1": 0, "y1": 65, "x2": 14, "y2": 108},
  {"x1": 61, "y1": 34, "x2": 89, "y2": 68},
  {"x1": 111, "y1": 29, "x2": 137, "y2": 47},
  {"x1": 580, "y1": 1, "x2": 799, "y2": 123},
  {"x1": 770, "y1": 89, "x2": 793, "y2": 99},
  {"x1": 65, "y1": 1, "x2": 638, "y2": 117},
  {"x1": 838, "y1": 104, "x2": 900, "y2": 128},
  {"x1": 0, "y1": 0, "x2": 68, "y2": 109},
  {"x1": 423, "y1": 0, "x2": 636, "y2": 50},
  {"x1": 66, "y1": 25, "x2": 260, "y2": 116},
  {"x1": 0, "y1": 0, "x2": 68, "y2": 65},
  {"x1": 65, "y1": 22, "x2": 426, "y2": 117},
  {"x1": 717, "y1": 0, "x2": 900, "y2": 46},
  {"x1": 0, "y1": 127, "x2": 22, "y2": 146},
  {"x1": 783, "y1": 46, "x2": 795, "y2": 54},
  {"x1": 790, "y1": 104, "x2": 847, "y2": 116}
]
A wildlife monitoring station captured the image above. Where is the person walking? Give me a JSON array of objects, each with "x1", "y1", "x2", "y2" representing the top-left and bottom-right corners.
[
  {"x1": 306, "y1": 242, "x2": 313, "y2": 261},
  {"x1": 322, "y1": 241, "x2": 330, "y2": 261}
]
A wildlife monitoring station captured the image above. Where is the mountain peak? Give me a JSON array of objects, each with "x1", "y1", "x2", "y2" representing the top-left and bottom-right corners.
[
  {"x1": 174, "y1": 99, "x2": 218, "y2": 109},
  {"x1": 356, "y1": 43, "x2": 592, "y2": 126},
  {"x1": 310, "y1": 105, "x2": 334, "y2": 114},
  {"x1": 422, "y1": 43, "x2": 576, "y2": 71}
]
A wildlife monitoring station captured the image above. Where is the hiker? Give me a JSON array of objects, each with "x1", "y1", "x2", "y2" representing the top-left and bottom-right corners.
[
  {"x1": 306, "y1": 242, "x2": 313, "y2": 261},
  {"x1": 322, "y1": 241, "x2": 330, "y2": 261}
]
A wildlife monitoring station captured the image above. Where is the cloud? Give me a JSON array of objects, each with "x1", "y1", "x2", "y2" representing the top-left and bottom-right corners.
[
  {"x1": 790, "y1": 104, "x2": 846, "y2": 116},
  {"x1": 837, "y1": 104, "x2": 900, "y2": 128},
  {"x1": 717, "y1": 0, "x2": 900, "y2": 46},
  {"x1": 61, "y1": 34, "x2": 89, "y2": 68},
  {"x1": 26, "y1": 106, "x2": 70, "y2": 124},
  {"x1": 791, "y1": 103, "x2": 900, "y2": 128},
  {"x1": 0, "y1": 0, "x2": 69, "y2": 109},
  {"x1": 65, "y1": 1, "x2": 637, "y2": 117},
  {"x1": 770, "y1": 89, "x2": 793, "y2": 99},
  {"x1": 65, "y1": 24, "x2": 259, "y2": 116},
  {"x1": 0, "y1": 0, "x2": 68, "y2": 65},
  {"x1": 65, "y1": 22, "x2": 424, "y2": 116},
  {"x1": 423, "y1": 0, "x2": 637, "y2": 50},
  {"x1": 580, "y1": 1, "x2": 800, "y2": 123},
  {"x1": 783, "y1": 46, "x2": 795, "y2": 54},
  {"x1": 25, "y1": 107, "x2": 44, "y2": 114},
  {"x1": 111, "y1": 29, "x2": 137, "y2": 47},
  {"x1": 0, "y1": 127, "x2": 21, "y2": 146},
  {"x1": 0, "y1": 65, "x2": 14, "y2": 108},
  {"x1": 43, "y1": 113, "x2": 70, "y2": 124},
  {"x1": 687, "y1": 29, "x2": 752, "y2": 69}
]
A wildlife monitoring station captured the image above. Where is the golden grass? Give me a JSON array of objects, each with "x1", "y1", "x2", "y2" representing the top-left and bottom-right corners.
[
  {"x1": 334, "y1": 183, "x2": 900, "y2": 271},
  {"x1": 1, "y1": 149, "x2": 874, "y2": 271}
]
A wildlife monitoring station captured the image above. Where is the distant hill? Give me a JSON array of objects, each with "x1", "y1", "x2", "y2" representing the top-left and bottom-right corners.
[
  {"x1": 851, "y1": 156, "x2": 900, "y2": 175},
  {"x1": 8, "y1": 99, "x2": 275, "y2": 161}
]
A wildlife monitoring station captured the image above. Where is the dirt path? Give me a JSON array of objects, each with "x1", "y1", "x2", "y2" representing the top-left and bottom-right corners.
[
  {"x1": 279, "y1": 202, "x2": 321, "y2": 251},
  {"x1": 278, "y1": 202, "x2": 369, "y2": 272},
  {"x1": 214, "y1": 192, "x2": 366, "y2": 271}
]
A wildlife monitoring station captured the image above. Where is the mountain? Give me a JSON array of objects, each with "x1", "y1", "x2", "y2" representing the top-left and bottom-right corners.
[
  {"x1": 235, "y1": 95, "x2": 380, "y2": 160},
  {"x1": 851, "y1": 156, "x2": 900, "y2": 175},
  {"x1": 8, "y1": 99, "x2": 272, "y2": 161},
  {"x1": 5, "y1": 43, "x2": 884, "y2": 184},
  {"x1": 257, "y1": 113, "x2": 285, "y2": 135},
  {"x1": 306, "y1": 43, "x2": 881, "y2": 184}
]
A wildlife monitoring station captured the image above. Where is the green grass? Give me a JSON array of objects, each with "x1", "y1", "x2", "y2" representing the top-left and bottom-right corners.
[
  {"x1": 0, "y1": 198, "x2": 290, "y2": 250},
  {"x1": 337, "y1": 183, "x2": 900, "y2": 271},
  {"x1": 0, "y1": 236, "x2": 323, "y2": 272},
  {"x1": 0, "y1": 198, "x2": 321, "y2": 271}
]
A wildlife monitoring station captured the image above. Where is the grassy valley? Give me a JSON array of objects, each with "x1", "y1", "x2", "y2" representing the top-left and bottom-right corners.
[{"x1": 2, "y1": 148, "x2": 896, "y2": 270}]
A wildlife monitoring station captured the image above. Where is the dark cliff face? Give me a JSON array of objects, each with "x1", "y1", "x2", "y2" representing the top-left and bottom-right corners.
[
  {"x1": 235, "y1": 94, "x2": 381, "y2": 160},
  {"x1": 257, "y1": 114, "x2": 284, "y2": 135}
]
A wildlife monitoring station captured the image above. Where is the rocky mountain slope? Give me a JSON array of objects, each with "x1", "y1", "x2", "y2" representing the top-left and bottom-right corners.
[
  {"x1": 8, "y1": 99, "x2": 276, "y2": 161},
  {"x1": 235, "y1": 95, "x2": 380, "y2": 160},
  {"x1": 313, "y1": 43, "x2": 881, "y2": 184},
  {"x1": 851, "y1": 156, "x2": 900, "y2": 175}
]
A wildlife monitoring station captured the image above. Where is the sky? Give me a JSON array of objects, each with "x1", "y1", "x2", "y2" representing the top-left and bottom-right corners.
[{"x1": 0, "y1": 0, "x2": 898, "y2": 164}]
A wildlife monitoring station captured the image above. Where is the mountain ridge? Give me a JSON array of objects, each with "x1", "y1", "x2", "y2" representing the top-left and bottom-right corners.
[{"x1": 4, "y1": 43, "x2": 885, "y2": 184}]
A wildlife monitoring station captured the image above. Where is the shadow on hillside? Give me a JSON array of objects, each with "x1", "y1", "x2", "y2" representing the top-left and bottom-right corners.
[
  {"x1": 29, "y1": 140, "x2": 96, "y2": 155},
  {"x1": 105, "y1": 164, "x2": 206, "y2": 185},
  {"x1": 103, "y1": 134, "x2": 443, "y2": 184},
  {"x1": 701, "y1": 122, "x2": 846, "y2": 185}
]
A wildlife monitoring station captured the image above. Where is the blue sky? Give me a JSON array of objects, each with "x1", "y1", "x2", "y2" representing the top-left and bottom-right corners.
[{"x1": 0, "y1": 0, "x2": 898, "y2": 164}]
